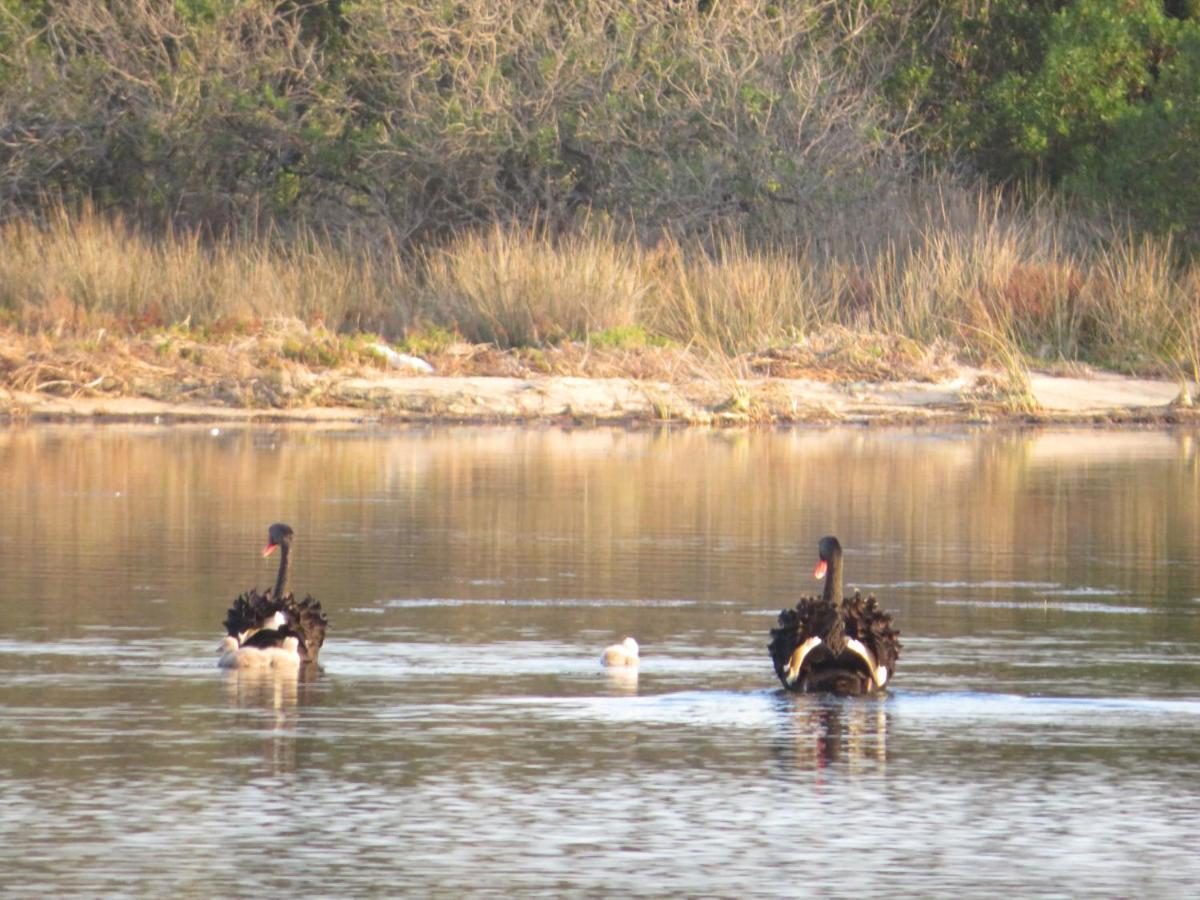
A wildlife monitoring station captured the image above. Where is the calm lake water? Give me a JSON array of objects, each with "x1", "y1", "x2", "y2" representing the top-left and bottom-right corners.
[{"x1": 1, "y1": 424, "x2": 1199, "y2": 896}]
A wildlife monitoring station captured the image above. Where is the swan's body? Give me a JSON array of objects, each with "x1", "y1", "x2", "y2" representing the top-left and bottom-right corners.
[
  {"x1": 219, "y1": 523, "x2": 328, "y2": 667},
  {"x1": 601, "y1": 637, "x2": 639, "y2": 667},
  {"x1": 768, "y1": 536, "x2": 899, "y2": 695},
  {"x1": 217, "y1": 634, "x2": 301, "y2": 669}
]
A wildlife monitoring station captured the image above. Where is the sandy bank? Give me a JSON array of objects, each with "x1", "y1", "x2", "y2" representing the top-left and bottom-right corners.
[{"x1": 3, "y1": 367, "x2": 1196, "y2": 426}]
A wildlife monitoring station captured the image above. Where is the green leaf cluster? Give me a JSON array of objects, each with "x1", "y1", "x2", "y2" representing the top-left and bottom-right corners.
[
  {"x1": 891, "y1": 0, "x2": 1200, "y2": 240},
  {"x1": 1, "y1": 1, "x2": 1198, "y2": 247}
]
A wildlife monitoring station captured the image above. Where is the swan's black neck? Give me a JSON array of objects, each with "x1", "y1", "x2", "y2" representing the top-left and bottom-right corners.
[
  {"x1": 821, "y1": 544, "x2": 847, "y2": 651},
  {"x1": 272, "y1": 542, "x2": 292, "y2": 600},
  {"x1": 822, "y1": 547, "x2": 843, "y2": 605}
]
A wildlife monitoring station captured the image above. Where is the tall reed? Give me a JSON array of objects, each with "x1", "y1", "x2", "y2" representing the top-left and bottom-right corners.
[
  {"x1": 2, "y1": 196, "x2": 1198, "y2": 379},
  {"x1": 0, "y1": 204, "x2": 417, "y2": 334},
  {"x1": 418, "y1": 223, "x2": 648, "y2": 346}
]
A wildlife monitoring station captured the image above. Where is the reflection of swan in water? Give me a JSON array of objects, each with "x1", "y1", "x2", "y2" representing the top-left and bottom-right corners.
[
  {"x1": 768, "y1": 536, "x2": 900, "y2": 694},
  {"x1": 221, "y1": 661, "x2": 322, "y2": 714},
  {"x1": 603, "y1": 665, "x2": 640, "y2": 694},
  {"x1": 222, "y1": 523, "x2": 329, "y2": 667},
  {"x1": 601, "y1": 637, "x2": 639, "y2": 667},
  {"x1": 221, "y1": 665, "x2": 307, "y2": 774},
  {"x1": 221, "y1": 661, "x2": 327, "y2": 774},
  {"x1": 772, "y1": 694, "x2": 889, "y2": 770},
  {"x1": 223, "y1": 664, "x2": 301, "y2": 714}
]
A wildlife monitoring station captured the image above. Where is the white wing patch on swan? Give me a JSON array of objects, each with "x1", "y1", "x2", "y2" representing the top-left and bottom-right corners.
[
  {"x1": 844, "y1": 637, "x2": 886, "y2": 687},
  {"x1": 785, "y1": 636, "x2": 823, "y2": 685},
  {"x1": 236, "y1": 610, "x2": 289, "y2": 646}
]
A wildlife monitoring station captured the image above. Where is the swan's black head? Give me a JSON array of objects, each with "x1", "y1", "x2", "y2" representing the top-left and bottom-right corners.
[
  {"x1": 263, "y1": 522, "x2": 295, "y2": 557},
  {"x1": 814, "y1": 535, "x2": 842, "y2": 578}
]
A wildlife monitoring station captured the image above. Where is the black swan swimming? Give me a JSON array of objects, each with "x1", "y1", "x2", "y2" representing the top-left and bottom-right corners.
[
  {"x1": 768, "y1": 535, "x2": 899, "y2": 694},
  {"x1": 219, "y1": 523, "x2": 328, "y2": 668}
]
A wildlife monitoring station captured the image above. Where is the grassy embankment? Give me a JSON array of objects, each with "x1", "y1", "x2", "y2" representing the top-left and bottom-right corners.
[
  {"x1": 0, "y1": 194, "x2": 1197, "y2": 418},
  {"x1": 1, "y1": 2, "x2": 1198, "y2": 417}
]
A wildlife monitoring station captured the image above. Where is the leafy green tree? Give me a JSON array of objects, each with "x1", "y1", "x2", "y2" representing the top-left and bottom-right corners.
[
  {"x1": 895, "y1": 0, "x2": 1200, "y2": 240},
  {"x1": 1076, "y1": 25, "x2": 1200, "y2": 236}
]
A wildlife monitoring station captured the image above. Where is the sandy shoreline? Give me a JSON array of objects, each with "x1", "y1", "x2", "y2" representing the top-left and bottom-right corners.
[{"x1": 2, "y1": 367, "x2": 1196, "y2": 426}]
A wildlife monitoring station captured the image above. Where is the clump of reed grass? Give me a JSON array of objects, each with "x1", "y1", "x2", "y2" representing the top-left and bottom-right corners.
[
  {"x1": 1175, "y1": 268, "x2": 1200, "y2": 384},
  {"x1": 418, "y1": 223, "x2": 649, "y2": 347},
  {"x1": 0, "y1": 203, "x2": 418, "y2": 336},
  {"x1": 649, "y1": 234, "x2": 825, "y2": 355},
  {"x1": 1082, "y1": 236, "x2": 1181, "y2": 373},
  {"x1": 3, "y1": 195, "x2": 1200, "y2": 387}
]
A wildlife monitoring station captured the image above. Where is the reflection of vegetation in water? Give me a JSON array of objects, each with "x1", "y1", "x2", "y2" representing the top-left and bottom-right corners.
[{"x1": 0, "y1": 427, "x2": 1196, "y2": 646}]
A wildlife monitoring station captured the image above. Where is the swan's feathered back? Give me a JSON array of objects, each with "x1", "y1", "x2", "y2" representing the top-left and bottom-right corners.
[
  {"x1": 769, "y1": 590, "x2": 900, "y2": 694},
  {"x1": 218, "y1": 635, "x2": 301, "y2": 669},
  {"x1": 841, "y1": 590, "x2": 901, "y2": 675},
  {"x1": 223, "y1": 587, "x2": 328, "y2": 665}
]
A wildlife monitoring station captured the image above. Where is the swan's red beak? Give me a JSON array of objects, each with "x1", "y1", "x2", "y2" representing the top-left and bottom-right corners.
[
  {"x1": 813, "y1": 559, "x2": 827, "y2": 579},
  {"x1": 263, "y1": 543, "x2": 278, "y2": 557}
]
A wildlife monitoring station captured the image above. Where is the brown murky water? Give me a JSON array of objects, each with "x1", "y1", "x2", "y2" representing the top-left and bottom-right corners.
[{"x1": 1, "y1": 424, "x2": 1199, "y2": 895}]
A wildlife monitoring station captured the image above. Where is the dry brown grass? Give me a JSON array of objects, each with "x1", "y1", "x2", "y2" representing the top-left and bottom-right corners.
[
  {"x1": 3, "y1": 194, "x2": 1200, "y2": 390},
  {"x1": 418, "y1": 223, "x2": 648, "y2": 347},
  {"x1": 744, "y1": 327, "x2": 958, "y2": 383},
  {"x1": 0, "y1": 205, "x2": 417, "y2": 336},
  {"x1": 648, "y1": 233, "x2": 825, "y2": 355}
]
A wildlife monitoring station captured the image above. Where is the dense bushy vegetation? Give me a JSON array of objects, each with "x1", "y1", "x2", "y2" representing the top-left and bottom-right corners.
[
  {"x1": 1, "y1": 1, "x2": 1196, "y2": 244},
  {"x1": 892, "y1": 0, "x2": 1200, "y2": 240},
  {"x1": 0, "y1": 0, "x2": 916, "y2": 243},
  {"x1": 0, "y1": 1, "x2": 1198, "y2": 376}
]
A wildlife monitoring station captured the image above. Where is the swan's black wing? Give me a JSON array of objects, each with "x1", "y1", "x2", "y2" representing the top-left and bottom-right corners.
[
  {"x1": 223, "y1": 589, "x2": 279, "y2": 640},
  {"x1": 842, "y1": 590, "x2": 901, "y2": 676},
  {"x1": 287, "y1": 594, "x2": 328, "y2": 664},
  {"x1": 768, "y1": 596, "x2": 839, "y2": 687}
]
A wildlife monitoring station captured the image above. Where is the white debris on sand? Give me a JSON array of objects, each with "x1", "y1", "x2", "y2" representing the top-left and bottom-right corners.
[{"x1": 369, "y1": 342, "x2": 435, "y2": 374}]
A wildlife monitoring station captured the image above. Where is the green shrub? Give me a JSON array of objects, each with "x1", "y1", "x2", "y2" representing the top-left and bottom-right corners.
[
  {"x1": 892, "y1": 0, "x2": 1200, "y2": 243},
  {"x1": 0, "y1": 0, "x2": 913, "y2": 246}
]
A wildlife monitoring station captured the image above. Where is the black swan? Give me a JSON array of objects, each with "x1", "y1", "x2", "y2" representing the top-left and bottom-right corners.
[
  {"x1": 601, "y1": 637, "x2": 639, "y2": 667},
  {"x1": 220, "y1": 523, "x2": 328, "y2": 668},
  {"x1": 768, "y1": 536, "x2": 899, "y2": 694}
]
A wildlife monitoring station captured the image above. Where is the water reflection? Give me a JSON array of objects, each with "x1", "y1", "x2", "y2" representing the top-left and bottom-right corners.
[
  {"x1": 222, "y1": 667, "x2": 302, "y2": 773},
  {"x1": 0, "y1": 424, "x2": 1199, "y2": 895},
  {"x1": 772, "y1": 692, "x2": 889, "y2": 771},
  {"x1": 1, "y1": 424, "x2": 1197, "y2": 647},
  {"x1": 601, "y1": 666, "x2": 639, "y2": 695},
  {"x1": 222, "y1": 666, "x2": 302, "y2": 718}
]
